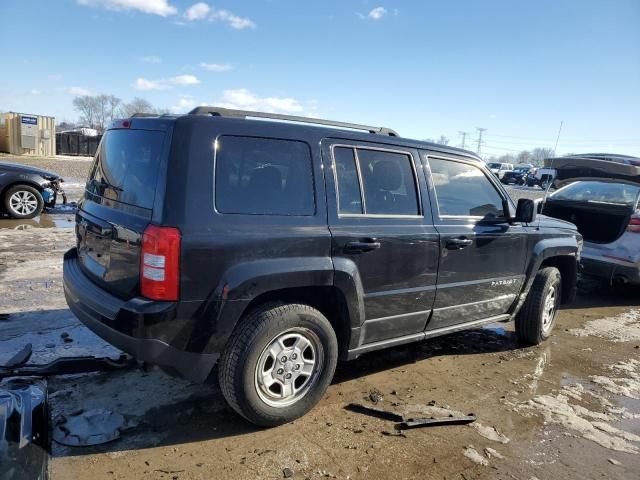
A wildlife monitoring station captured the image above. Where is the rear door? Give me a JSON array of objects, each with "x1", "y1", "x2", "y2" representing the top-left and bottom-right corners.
[
  {"x1": 323, "y1": 140, "x2": 439, "y2": 345},
  {"x1": 77, "y1": 125, "x2": 170, "y2": 299},
  {"x1": 424, "y1": 153, "x2": 527, "y2": 331}
]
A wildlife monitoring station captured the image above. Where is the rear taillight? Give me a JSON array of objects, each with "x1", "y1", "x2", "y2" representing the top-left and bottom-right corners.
[
  {"x1": 141, "y1": 225, "x2": 181, "y2": 301},
  {"x1": 627, "y1": 216, "x2": 640, "y2": 234}
]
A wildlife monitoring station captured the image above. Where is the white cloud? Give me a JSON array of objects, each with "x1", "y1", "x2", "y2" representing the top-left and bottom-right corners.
[
  {"x1": 133, "y1": 75, "x2": 200, "y2": 90},
  {"x1": 141, "y1": 55, "x2": 162, "y2": 63},
  {"x1": 199, "y1": 62, "x2": 232, "y2": 72},
  {"x1": 214, "y1": 88, "x2": 303, "y2": 114},
  {"x1": 167, "y1": 75, "x2": 200, "y2": 86},
  {"x1": 133, "y1": 78, "x2": 168, "y2": 91},
  {"x1": 171, "y1": 96, "x2": 196, "y2": 113},
  {"x1": 184, "y1": 2, "x2": 210, "y2": 20},
  {"x1": 210, "y1": 8, "x2": 255, "y2": 29},
  {"x1": 77, "y1": 0, "x2": 177, "y2": 17},
  {"x1": 67, "y1": 86, "x2": 93, "y2": 96},
  {"x1": 30, "y1": 89, "x2": 42, "y2": 95},
  {"x1": 368, "y1": 7, "x2": 387, "y2": 20}
]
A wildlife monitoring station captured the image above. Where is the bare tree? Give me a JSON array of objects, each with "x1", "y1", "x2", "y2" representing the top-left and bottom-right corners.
[
  {"x1": 530, "y1": 147, "x2": 555, "y2": 166},
  {"x1": 72, "y1": 94, "x2": 121, "y2": 133},
  {"x1": 516, "y1": 150, "x2": 532, "y2": 164},
  {"x1": 72, "y1": 96, "x2": 98, "y2": 129},
  {"x1": 118, "y1": 97, "x2": 155, "y2": 118},
  {"x1": 424, "y1": 135, "x2": 450, "y2": 146}
]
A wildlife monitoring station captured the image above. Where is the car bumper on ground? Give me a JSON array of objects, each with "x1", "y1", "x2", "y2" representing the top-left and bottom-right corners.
[
  {"x1": 62, "y1": 248, "x2": 218, "y2": 382},
  {"x1": 580, "y1": 254, "x2": 640, "y2": 286}
]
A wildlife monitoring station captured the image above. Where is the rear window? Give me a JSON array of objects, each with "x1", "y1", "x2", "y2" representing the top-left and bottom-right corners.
[
  {"x1": 87, "y1": 129, "x2": 165, "y2": 209},
  {"x1": 552, "y1": 181, "x2": 640, "y2": 206},
  {"x1": 215, "y1": 136, "x2": 315, "y2": 215}
]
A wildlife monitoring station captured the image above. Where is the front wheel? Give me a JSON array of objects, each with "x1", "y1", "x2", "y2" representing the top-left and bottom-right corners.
[
  {"x1": 4, "y1": 185, "x2": 44, "y2": 219},
  {"x1": 515, "y1": 267, "x2": 561, "y2": 345},
  {"x1": 218, "y1": 303, "x2": 338, "y2": 427}
]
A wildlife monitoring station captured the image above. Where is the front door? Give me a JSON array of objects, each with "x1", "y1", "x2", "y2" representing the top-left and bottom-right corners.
[
  {"x1": 424, "y1": 154, "x2": 527, "y2": 331},
  {"x1": 323, "y1": 140, "x2": 440, "y2": 345}
]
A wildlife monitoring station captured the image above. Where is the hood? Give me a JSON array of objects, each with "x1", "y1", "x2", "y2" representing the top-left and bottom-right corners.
[
  {"x1": 544, "y1": 155, "x2": 640, "y2": 187},
  {"x1": 0, "y1": 161, "x2": 60, "y2": 180}
]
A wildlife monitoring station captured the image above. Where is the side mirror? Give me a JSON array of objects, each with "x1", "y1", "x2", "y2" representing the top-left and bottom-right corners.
[{"x1": 515, "y1": 198, "x2": 537, "y2": 223}]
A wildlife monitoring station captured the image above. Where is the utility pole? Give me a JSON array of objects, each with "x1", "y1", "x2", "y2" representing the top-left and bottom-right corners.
[
  {"x1": 476, "y1": 128, "x2": 486, "y2": 156},
  {"x1": 458, "y1": 131, "x2": 468, "y2": 149}
]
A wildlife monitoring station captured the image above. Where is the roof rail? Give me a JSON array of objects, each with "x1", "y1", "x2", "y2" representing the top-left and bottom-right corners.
[{"x1": 187, "y1": 106, "x2": 399, "y2": 136}]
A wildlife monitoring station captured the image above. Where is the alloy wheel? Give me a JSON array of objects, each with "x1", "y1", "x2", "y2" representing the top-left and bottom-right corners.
[{"x1": 9, "y1": 190, "x2": 39, "y2": 216}]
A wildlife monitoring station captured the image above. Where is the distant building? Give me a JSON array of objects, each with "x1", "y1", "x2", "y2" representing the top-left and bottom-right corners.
[{"x1": 0, "y1": 112, "x2": 56, "y2": 157}]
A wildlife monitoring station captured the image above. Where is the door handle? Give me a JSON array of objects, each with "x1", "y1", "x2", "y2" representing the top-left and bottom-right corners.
[
  {"x1": 445, "y1": 237, "x2": 473, "y2": 250},
  {"x1": 344, "y1": 239, "x2": 381, "y2": 254}
]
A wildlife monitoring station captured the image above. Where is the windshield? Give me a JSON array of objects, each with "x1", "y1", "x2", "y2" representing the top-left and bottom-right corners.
[
  {"x1": 487, "y1": 163, "x2": 501, "y2": 169},
  {"x1": 86, "y1": 129, "x2": 165, "y2": 209},
  {"x1": 552, "y1": 181, "x2": 640, "y2": 207}
]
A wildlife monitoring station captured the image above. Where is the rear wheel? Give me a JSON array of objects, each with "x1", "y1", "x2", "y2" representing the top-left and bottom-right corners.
[
  {"x1": 516, "y1": 267, "x2": 561, "y2": 345},
  {"x1": 218, "y1": 303, "x2": 338, "y2": 427},
  {"x1": 4, "y1": 185, "x2": 44, "y2": 219}
]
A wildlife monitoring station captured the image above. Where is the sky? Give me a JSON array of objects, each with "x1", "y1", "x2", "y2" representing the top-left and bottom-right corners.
[{"x1": 1, "y1": 0, "x2": 639, "y2": 158}]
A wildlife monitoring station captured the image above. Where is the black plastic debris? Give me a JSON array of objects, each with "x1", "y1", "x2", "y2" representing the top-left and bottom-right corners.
[
  {"x1": 345, "y1": 402, "x2": 477, "y2": 434},
  {"x1": 53, "y1": 409, "x2": 125, "y2": 446},
  {"x1": 0, "y1": 354, "x2": 136, "y2": 379},
  {"x1": 3, "y1": 344, "x2": 33, "y2": 369},
  {"x1": 398, "y1": 414, "x2": 477, "y2": 430},
  {"x1": 0, "y1": 378, "x2": 49, "y2": 480},
  {"x1": 345, "y1": 403, "x2": 403, "y2": 422},
  {"x1": 0, "y1": 313, "x2": 10, "y2": 321}
]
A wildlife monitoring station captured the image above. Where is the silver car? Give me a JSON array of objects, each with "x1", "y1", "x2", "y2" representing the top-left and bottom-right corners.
[{"x1": 542, "y1": 154, "x2": 640, "y2": 286}]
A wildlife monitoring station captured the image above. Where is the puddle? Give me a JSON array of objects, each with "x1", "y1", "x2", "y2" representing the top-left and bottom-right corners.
[{"x1": 0, "y1": 213, "x2": 75, "y2": 230}]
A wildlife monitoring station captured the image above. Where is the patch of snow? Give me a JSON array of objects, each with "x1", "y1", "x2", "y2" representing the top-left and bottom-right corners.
[
  {"x1": 569, "y1": 310, "x2": 640, "y2": 342},
  {"x1": 472, "y1": 423, "x2": 510, "y2": 444},
  {"x1": 463, "y1": 445, "x2": 488, "y2": 466}
]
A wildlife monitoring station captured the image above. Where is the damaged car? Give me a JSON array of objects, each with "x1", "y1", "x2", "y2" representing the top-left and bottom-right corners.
[
  {"x1": 0, "y1": 162, "x2": 66, "y2": 219},
  {"x1": 542, "y1": 154, "x2": 640, "y2": 286}
]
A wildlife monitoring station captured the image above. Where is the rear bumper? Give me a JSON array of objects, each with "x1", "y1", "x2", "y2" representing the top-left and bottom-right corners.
[
  {"x1": 63, "y1": 248, "x2": 218, "y2": 382},
  {"x1": 580, "y1": 255, "x2": 640, "y2": 285}
]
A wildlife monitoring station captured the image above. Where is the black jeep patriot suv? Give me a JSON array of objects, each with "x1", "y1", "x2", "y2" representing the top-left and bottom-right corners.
[{"x1": 63, "y1": 107, "x2": 582, "y2": 426}]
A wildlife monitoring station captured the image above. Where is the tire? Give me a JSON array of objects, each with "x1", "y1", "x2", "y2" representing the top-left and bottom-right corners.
[
  {"x1": 218, "y1": 303, "x2": 338, "y2": 427},
  {"x1": 515, "y1": 267, "x2": 561, "y2": 346},
  {"x1": 4, "y1": 184, "x2": 44, "y2": 219}
]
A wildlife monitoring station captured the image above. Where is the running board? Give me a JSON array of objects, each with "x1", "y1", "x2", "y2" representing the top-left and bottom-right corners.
[{"x1": 346, "y1": 314, "x2": 511, "y2": 360}]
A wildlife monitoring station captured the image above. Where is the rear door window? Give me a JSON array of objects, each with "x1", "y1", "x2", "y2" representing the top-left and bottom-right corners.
[
  {"x1": 87, "y1": 129, "x2": 165, "y2": 209},
  {"x1": 333, "y1": 146, "x2": 420, "y2": 216},
  {"x1": 428, "y1": 157, "x2": 505, "y2": 218},
  {"x1": 215, "y1": 136, "x2": 315, "y2": 215}
]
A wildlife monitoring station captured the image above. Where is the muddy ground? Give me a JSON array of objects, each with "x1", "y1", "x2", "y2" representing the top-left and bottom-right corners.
[{"x1": 1, "y1": 156, "x2": 639, "y2": 480}]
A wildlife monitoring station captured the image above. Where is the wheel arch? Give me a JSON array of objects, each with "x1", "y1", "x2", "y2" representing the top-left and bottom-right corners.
[
  {"x1": 511, "y1": 237, "x2": 580, "y2": 316},
  {"x1": 204, "y1": 257, "x2": 364, "y2": 362},
  {"x1": 238, "y1": 286, "x2": 353, "y2": 360}
]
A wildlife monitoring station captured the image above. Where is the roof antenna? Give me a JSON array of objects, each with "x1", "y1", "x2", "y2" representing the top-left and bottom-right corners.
[{"x1": 541, "y1": 120, "x2": 564, "y2": 213}]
